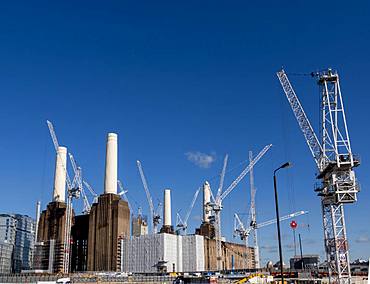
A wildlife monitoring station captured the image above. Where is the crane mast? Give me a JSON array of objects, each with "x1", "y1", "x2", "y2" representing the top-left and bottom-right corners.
[
  {"x1": 277, "y1": 69, "x2": 360, "y2": 284},
  {"x1": 248, "y1": 151, "x2": 260, "y2": 268},
  {"x1": 210, "y1": 144, "x2": 272, "y2": 270}
]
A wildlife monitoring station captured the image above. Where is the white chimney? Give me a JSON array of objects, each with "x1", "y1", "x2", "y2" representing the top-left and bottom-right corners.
[
  {"x1": 104, "y1": 133, "x2": 118, "y2": 194},
  {"x1": 53, "y1": 146, "x2": 67, "y2": 202},
  {"x1": 35, "y1": 201, "x2": 41, "y2": 242},
  {"x1": 163, "y1": 189, "x2": 172, "y2": 226},
  {"x1": 203, "y1": 181, "x2": 211, "y2": 222}
]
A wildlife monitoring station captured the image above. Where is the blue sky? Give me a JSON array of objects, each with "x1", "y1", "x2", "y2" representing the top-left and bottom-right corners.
[{"x1": 0, "y1": 1, "x2": 369, "y2": 265}]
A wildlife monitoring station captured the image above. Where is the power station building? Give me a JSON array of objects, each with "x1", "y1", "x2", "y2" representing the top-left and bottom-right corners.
[{"x1": 34, "y1": 129, "x2": 255, "y2": 274}]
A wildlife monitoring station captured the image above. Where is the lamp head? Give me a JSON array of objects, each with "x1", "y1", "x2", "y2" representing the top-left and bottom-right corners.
[{"x1": 281, "y1": 162, "x2": 292, "y2": 169}]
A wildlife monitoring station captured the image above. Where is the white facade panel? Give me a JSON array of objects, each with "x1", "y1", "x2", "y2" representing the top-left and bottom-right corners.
[
  {"x1": 182, "y1": 235, "x2": 204, "y2": 272},
  {"x1": 120, "y1": 233, "x2": 205, "y2": 273}
]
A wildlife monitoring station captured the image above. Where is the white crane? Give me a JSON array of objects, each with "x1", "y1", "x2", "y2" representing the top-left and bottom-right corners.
[
  {"x1": 233, "y1": 210, "x2": 309, "y2": 246},
  {"x1": 68, "y1": 153, "x2": 91, "y2": 214},
  {"x1": 137, "y1": 160, "x2": 161, "y2": 234},
  {"x1": 209, "y1": 144, "x2": 272, "y2": 270},
  {"x1": 82, "y1": 181, "x2": 98, "y2": 204},
  {"x1": 175, "y1": 186, "x2": 202, "y2": 234},
  {"x1": 117, "y1": 179, "x2": 133, "y2": 214},
  {"x1": 277, "y1": 69, "x2": 360, "y2": 284},
  {"x1": 248, "y1": 150, "x2": 260, "y2": 268},
  {"x1": 46, "y1": 120, "x2": 78, "y2": 273}
]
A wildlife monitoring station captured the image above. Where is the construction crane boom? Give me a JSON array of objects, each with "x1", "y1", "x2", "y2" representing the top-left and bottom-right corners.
[
  {"x1": 256, "y1": 210, "x2": 308, "y2": 228},
  {"x1": 220, "y1": 144, "x2": 272, "y2": 201},
  {"x1": 234, "y1": 210, "x2": 308, "y2": 242},
  {"x1": 82, "y1": 181, "x2": 98, "y2": 204},
  {"x1": 276, "y1": 71, "x2": 322, "y2": 169},
  {"x1": 47, "y1": 120, "x2": 73, "y2": 190},
  {"x1": 176, "y1": 186, "x2": 202, "y2": 234},
  {"x1": 216, "y1": 155, "x2": 228, "y2": 203},
  {"x1": 210, "y1": 144, "x2": 272, "y2": 270},
  {"x1": 277, "y1": 69, "x2": 360, "y2": 284},
  {"x1": 137, "y1": 160, "x2": 160, "y2": 233},
  {"x1": 117, "y1": 179, "x2": 133, "y2": 214}
]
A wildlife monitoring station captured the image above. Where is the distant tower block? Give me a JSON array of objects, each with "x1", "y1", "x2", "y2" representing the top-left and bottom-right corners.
[
  {"x1": 160, "y1": 189, "x2": 174, "y2": 234},
  {"x1": 203, "y1": 181, "x2": 211, "y2": 223},
  {"x1": 87, "y1": 132, "x2": 130, "y2": 271},
  {"x1": 53, "y1": 146, "x2": 67, "y2": 202},
  {"x1": 104, "y1": 133, "x2": 118, "y2": 194}
]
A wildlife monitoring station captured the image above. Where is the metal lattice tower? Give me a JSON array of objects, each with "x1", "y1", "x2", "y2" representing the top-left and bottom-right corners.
[{"x1": 277, "y1": 69, "x2": 360, "y2": 284}]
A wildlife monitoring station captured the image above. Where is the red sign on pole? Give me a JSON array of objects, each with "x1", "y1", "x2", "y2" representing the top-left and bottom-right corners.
[{"x1": 290, "y1": 220, "x2": 297, "y2": 229}]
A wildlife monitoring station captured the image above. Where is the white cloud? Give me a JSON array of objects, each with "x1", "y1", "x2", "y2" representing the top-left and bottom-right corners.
[
  {"x1": 185, "y1": 151, "x2": 216, "y2": 169},
  {"x1": 355, "y1": 235, "x2": 370, "y2": 243}
]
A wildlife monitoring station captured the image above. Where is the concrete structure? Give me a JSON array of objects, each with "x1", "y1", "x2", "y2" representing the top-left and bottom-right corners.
[
  {"x1": 34, "y1": 146, "x2": 70, "y2": 273},
  {"x1": 53, "y1": 146, "x2": 67, "y2": 202},
  {"x1": 34, "y1": 202, "x2": 69, "y2": 273},
  {"x1": 160, "y1": 189, "x2": 174, "y2": 234},
  {"x1": 290, "y1": 254, "x2": 320, "y2": 270},
  {"x1": 119, "y1": 233, "x2": 204, "y2": 273},
  {"x1": 87, "y1": 133, "x2": 131, "y2": 271},
  {"x1": 203, "y1": 181, "x2": 211, "y2": 223},
  {"x1": 203, "y1": 238, "x2": 255, "y2": 270},
  {"x1": 132, "y1": 214, "x2": 148, "y2": 237},
  {"x1": 71, "y1": 214, "x2": 89, "y2": 272},
  {"x1": 0, "y1": 214, "x2": 36, "y2": 273},
  {"x1": 87, "y1": 194, "x2": 130, "y2": 271},
  {"x1": 104, "y1": 133, "x2": 118, "y2": 195}
]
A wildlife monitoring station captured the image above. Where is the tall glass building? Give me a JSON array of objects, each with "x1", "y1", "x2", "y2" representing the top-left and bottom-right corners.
[{"x1": 0, "y1": 214, "x2": 35, "y2": 273}]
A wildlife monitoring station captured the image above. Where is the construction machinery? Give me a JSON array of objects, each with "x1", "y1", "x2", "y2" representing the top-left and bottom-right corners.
[
  {"x1": 233, "y1": 210, "x2": 308, "y2": 247},
  {"x1": 175, "y1": 186, "x2": 202, "y2": 234},
  {"x1": 117, "y1": 179, "x2": 133, "y2": 214},
  {"x1": 69, "y1": 153, "x2": 91, "y2": 214},
  {"x1": 277, "y1": 69, "x2": 360, "y2": 284},
  {"x1": 209, "y1": 144, "x2": 272, "y2": 270},
  {"x1": 137, "y1": 160, "x2": 161, "y2": 234},
  {"x1": 46, "y1": 120, "x2": 79, "y2": 273},
  {"x1": 248, "y1": 150, "x2": 260, "y2": 268}
]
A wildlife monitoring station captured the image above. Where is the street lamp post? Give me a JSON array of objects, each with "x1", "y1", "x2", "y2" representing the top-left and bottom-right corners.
[{"x1": 273, "y1": 162, "x2": 291, "y2": 284}]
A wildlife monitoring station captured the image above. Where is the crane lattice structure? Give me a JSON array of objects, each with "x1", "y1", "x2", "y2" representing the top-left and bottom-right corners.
[
  {"x1": 277, "y1": 69, "x2": 360, "y2": 284},
  {"x1": 117, "y1": 179, "x2": 133, "y2": 214},
  {"x1": 248, "y1": 151, "x2": 260, "y2": 268},
  {"x1": 234, "y1": 210, "x2": 308, "y2": 264},
  {"x1": 137, "y1": 160, "x2": 161, "y2": 234},
  {"x1": 209, "y1": 144, "x2": 272, "y2": 270},
  {"x1": 175, "y1": 186, "x2": 202, "y2": 234},
  {"x1": 69, "y1": 153, "x2": 91, "y2": 214}
]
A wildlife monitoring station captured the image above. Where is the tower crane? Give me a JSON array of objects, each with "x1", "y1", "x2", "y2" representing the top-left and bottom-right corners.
[
  {"x1": 248, "y1": 151, "x2": 260, "y2": 268},
  {"x1": 277, "y1": 69, "x2": 360, "y2": 284},
  {"x1": 82, "y1": 181, "x2": 98, "y2": 204},
  {"x1": 175, "y1": 186, "x2": 202, "y2": 234},
  {"x1": 137, "y1": 160, "x2": 161, "y2": 234},
  {"x1": 117, "y1": 179, "x2": 133, "y2": 214},
  {"x1": 68, "y1": 153, "x2": 91, "y2": 214},
  {"x1": 233, "y1": 210, "x2": 309, "y2": 251},
  {"x1": 209, "y1": 144, "x2": 272, "y2": 270},
  {"x1": 46, "y1": 120, "x2": 78, "y2": 273}
]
